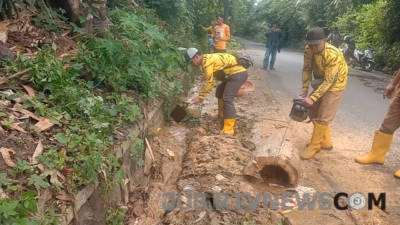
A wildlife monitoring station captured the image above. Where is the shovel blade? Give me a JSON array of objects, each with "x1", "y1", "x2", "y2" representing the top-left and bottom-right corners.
[{"x1": 170, "y1": 105, "x2": 188, "y2": 123}]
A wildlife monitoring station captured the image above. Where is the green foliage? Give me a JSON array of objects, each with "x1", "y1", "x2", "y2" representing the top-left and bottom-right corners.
[
  {"x1": 32, "y1": 0, "x2": 69, "y2": 31},
  {"x1": 37, "y1": 150, "x2": 66, "y2": 170},
  {"x1": 0, "y1": 173, "x2": 9, "y2": 187},
  {"x1": 28, "y1": 173, "x2": 50, "y2": 190},
  {"x1": 0, "y1": 191, "x2": 38, "y2": 224},
  {"x1": 14, "y1": 159, "x2": 35, "y2": 174},
  {"x1": 106, "y1": 208, "x2": 125, "y2": 225},
  {"x1": 335, "y1": 0, "x2": 400, "y2": 73},
  {"x1": 130, "y1": 138, "x2": 144, "y2": 158},
  {"x1": 0, "y1": 0, "x2": 34, "y2": 20}
]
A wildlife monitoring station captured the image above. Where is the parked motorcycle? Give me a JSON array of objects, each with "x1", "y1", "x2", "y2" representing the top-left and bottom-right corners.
[{"x1": 349, "y1": 46, "x2": 375, "y2": 72}]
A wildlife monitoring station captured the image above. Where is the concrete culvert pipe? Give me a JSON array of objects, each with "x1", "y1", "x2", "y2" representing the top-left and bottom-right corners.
[{"x1": 243, "y1": 133, "x2": 300, "y2": 185}]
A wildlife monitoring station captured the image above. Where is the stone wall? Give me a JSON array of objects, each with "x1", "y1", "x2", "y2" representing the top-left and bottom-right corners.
[{"x1": 60, "y1": 69, "x2": 197, "y2": 225}]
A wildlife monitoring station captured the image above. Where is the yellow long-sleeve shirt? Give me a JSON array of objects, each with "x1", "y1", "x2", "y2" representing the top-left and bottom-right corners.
[
  {"x1": 213, "y1": 24, "x2": 230, "y2": 50},
  {"x1": 302, "y1": 43, "x2": 348, "y2": 101},
  {"x1": 201, "y1": 26, "x2": 215, "y2": 36},
  {"x1": 199, "y1": 54, "x2": 247, "y2": 99}
]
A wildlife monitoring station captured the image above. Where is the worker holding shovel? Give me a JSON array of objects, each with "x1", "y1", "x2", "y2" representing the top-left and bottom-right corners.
[
  {"x1": 185, "y1": 48, "x2": 248, "y2": 135},
  {"x1": 300, "y1": 27, "x2": 348, "y2": 159}
]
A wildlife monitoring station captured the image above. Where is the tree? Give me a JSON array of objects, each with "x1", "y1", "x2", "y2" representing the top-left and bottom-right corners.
[{"x1": 224, "y1": 0, "x2": 229, "y2": 24}]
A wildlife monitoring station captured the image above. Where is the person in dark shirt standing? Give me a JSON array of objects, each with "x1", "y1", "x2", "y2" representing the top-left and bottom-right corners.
[{"x1": 262, "y1": 23, "x2": 282, "y2": 70}]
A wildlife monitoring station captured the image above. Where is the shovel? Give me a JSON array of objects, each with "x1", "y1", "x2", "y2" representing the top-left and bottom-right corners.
[{"x1": 169, "y1": 102, "x2": 201, "y2": 123}]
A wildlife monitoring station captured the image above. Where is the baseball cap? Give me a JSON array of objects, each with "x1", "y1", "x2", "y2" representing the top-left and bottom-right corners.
[
  {"x1": 184, "y1": 48, "x2": 199, "y2": 65},
  {"x1": 305, "y1": 27, "x2": 326, "y2": 45}
]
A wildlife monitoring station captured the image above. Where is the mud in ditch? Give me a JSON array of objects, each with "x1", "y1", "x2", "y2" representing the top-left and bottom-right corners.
[
  {"x1": 131, "y1": 114, "x2": 291, "y2": 224},
  {"x1": 259, "y1": 165, "x2": 291, "y2": 187}
]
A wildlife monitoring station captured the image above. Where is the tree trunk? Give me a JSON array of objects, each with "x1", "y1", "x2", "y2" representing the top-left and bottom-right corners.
[
  {"x1": 63, "y1": 0, "x2": 109, "y2": 35},
  {"x1": 242, "y1": 133, "x2": 301, "y2": 185},
  {"x1": 224, "y1": 0, "x2": 229, "y2": 24}
]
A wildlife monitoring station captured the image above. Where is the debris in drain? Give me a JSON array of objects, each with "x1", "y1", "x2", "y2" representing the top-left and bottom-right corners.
[
  {"x1": 183, "y1": 185, "x2": 194, "y2": 191},
  {"x1": 194, "y1": 211, "x2": 207, "y2": 223},
  {"x1": 215, "y1": 174, "x2": 226, "y2": 181},
  {"x1": 269, "y1": 183, "x2": 285, "y2": 188},
  {"x1": 166, "y1": 149, "x2": 175, "y2": 157},
  {"x1": 212, "y1": 185, "x2": 222, "y2": 192},
  {"x1": 285, "y1": 186, "x2": 316, "y2": 199}
]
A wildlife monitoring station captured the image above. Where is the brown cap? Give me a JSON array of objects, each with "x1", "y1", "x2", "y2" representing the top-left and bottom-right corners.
[{"x1": 305, "y1": 27, "x2": 326, "y2": 45}]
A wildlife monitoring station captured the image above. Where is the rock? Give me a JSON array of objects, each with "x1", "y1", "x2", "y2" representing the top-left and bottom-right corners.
[
  {"x1": 196, "y1": 127, "x2": 207, "y2": 136},
  {"x1": 283, "y1": 217, "x2": 294, "y2": 225},
  {"x1": 0, "y1": 41, "x2": 15, "y2": 60},
  {"x1": 128, "y1": 218, "x2": 136, "y2": 225},
  {"x1": 133, "y1": 200, "x2": 144, "y2": 217},
  {"x1": 187, "y1": 108, "x2": 201, "y2": 118},
  {"x1": 241, "y1": 140, "x2": 256, "y2": 151}
]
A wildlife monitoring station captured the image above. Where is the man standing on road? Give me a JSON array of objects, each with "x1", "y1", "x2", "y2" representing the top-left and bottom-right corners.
[
  {"x1": 300, "y1": 27, "x2": 348, "y2": 159},
  {"x1": 327, "y1": 27, "x2": 341, "y2": 48},
  {"x1": 213, "y1": 14, "x2": 231, "y2": 53},
  {"x1": 185, "y1": 48, "x2": 248, "y2": 135},
  {"x1": 262, "y1": 23, "x2": 282, "y2": 70},
  {"x1": 355, "y1": 70, "x2": 400, "y2": 178}
]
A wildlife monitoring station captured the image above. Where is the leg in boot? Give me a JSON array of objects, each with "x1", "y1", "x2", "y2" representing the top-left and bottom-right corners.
[
  {"x1": 222, "y1": 119, "x2": 235, "y2": 135},
  {"x1": 356, "y1": 89, "x2": 400, "y2": 164},
  {"x1": 321, "y1": 125, "x2": 333, "y2": 150},
  {"x1": 301, "y1": 124, "x2": 328, "y2": 159},
  {"x1": 214, "y1": 81, "x2": 227, "y2": 118},
  {"x1": 355, "y1": 131, "x2": 393, "y2": 164},
  {"x1": 221, "y1": 72, "x2": 248, "y2": 134},
  {"x1": 211, "y1": 99, "x2": 224, "y2": 118}
]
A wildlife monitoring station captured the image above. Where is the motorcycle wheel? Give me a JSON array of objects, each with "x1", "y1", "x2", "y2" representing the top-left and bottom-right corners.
[{"x1": 364, "y1": 62, "x2": 375, "y2": 72}]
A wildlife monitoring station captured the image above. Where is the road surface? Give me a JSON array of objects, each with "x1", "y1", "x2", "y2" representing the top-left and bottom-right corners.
[
  {"x1": 235, "y1": 37, "x2": 391, "y2": 135},
  {"x1": 235, "y1": 37, "x2": 400, "y2": 223}
]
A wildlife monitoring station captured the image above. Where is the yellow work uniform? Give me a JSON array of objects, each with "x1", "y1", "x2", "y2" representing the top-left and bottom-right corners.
[
  {"x1": 213, "y1": 24, "x2": 230, "y2": 50},
  {"x1": 199, "y1": 53, "x2": 246, "y2": 99},
  {"x1": 202, "y1": 26, "x2": 215, "y2": 36},
  {"x1": 302, "y1": 43, "x2": 348, "y2": 102}
]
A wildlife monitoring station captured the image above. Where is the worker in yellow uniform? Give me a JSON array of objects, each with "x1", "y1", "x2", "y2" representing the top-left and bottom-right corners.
[
  {"x1": 300, "y1": 27, "x2": 348, "y2": 159},
  {"x1": 199, "y1": 21, "x2": 217, "y2": 37},
  {"x1": 199, "y1": 22, "x2": 217, "y2": 53},
  {"x1": 185, "y1": 48, "x2": 247, "y2": 134},
  {"x1": 355, "y1": 69, "x2": 400, "y2": 178},
  {"x1": 212, "y1": 14, "x2": 230, "y2": 53}
]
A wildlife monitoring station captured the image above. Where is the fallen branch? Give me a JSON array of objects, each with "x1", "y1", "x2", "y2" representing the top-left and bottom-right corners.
[
  {"x1": 131, "y1": 0, "x2": 139, "y2": 8},
  {"x1": 145, "y1": 137, "x2": 156, "y2": 163},
  {"x1": 0, "y1": 68, "x2": 31, "y2": 85}
]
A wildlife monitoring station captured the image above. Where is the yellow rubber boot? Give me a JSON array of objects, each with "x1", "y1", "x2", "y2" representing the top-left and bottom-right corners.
[
  {"x1": 395, "y1": 170, "x2": 400, "y2": 178},
  {"x1": 222, "y1": 119, "x2": 235, "y2": 135},
  {"x1": 301, "y1": 124, "x2": 327, "y2": 159},
  {"x1": 355, "y1": 131, "x2": 393, "y2": 164},
  {"x1": 321, "y1": 125, "x2": 333, "y2": 150}
]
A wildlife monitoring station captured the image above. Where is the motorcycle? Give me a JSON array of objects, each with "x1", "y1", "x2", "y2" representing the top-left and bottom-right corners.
[{"x1": 349, "y1": 46, "x2": 375, "y2": 72}]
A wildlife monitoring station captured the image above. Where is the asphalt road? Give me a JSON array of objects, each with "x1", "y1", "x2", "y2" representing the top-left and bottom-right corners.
[
  {"x1": 234, "y1": 37, "x2": 400, "y2": 223},
  {"x1": 235, "y1": 37, "x2": 393, "y2": 136}
]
